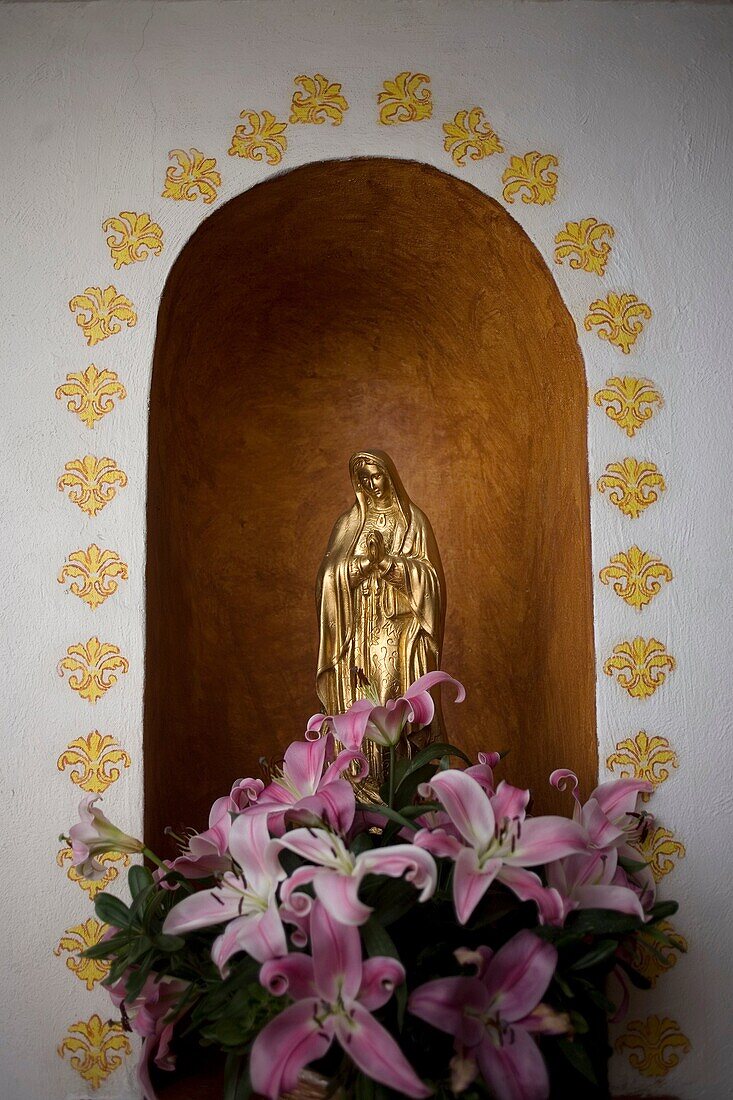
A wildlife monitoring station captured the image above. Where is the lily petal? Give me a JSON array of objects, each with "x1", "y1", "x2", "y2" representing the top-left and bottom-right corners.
[
  {"x1": 409, "y1": 975, "x2": 488, "y2": 1047},
  {"x1": 337, "y1": 1003, "x2": 432, "y2": 1098},
  {"x1": 260, "y1": 954, "x2": 316, "y2": 1000},
  {"x1": 313, "y1": 869, "x2": 373, "y2": 927},
  {"x1": 250, "y1": 999, "x2": 331, "y2": 1100},
  {"x1": 476, "y1": 1027, "x2": 549, "y2": 1100},
  {"x1": 162, "y1": 879, "x2": 244, "y2": 935},
  {"x1": 508, "y1": 816, "x2": 587, "y2": 866},
  {"x1": 359, "y1": 957, "x2": 406, "y2": 1011},
  {"x1": 453, "y1": 848, "x2": 501, "y2": 924},
  {"x1": 356, "y1": 845, "x2": 437, "y2": 902},
  {"x1": 310, "y1": 901, "x2": 363, "y2": 1003},
  {"x1": 425, "y1": 770, "x2": 496, "y2": 850},
  {"x1": 481, "y1": 931, "x2": 557, "y2": 1023}
]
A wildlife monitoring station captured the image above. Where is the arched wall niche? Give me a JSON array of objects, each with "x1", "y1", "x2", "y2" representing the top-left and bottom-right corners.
[{"x1": 145, "y1": 156, "x2": 596, "y2": 849}]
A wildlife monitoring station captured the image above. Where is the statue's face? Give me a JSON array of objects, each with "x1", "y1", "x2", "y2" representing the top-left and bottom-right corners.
[{"x1": 358, "y1": 462, "x2": 391, "y2": 503}]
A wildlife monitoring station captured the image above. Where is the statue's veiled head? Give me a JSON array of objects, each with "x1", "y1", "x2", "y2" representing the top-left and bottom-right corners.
[{"x1": 349, "y1": 449, "x2": 408, "y2": 516}]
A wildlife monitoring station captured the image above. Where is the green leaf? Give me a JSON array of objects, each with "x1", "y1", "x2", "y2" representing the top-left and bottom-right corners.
[
  {"x1": 152, "y1": 933, "x2": 186, "y2": 952},
  {"x1": 648, "y1": 899, "x2": 679, "y2": 923},
  {"x1": 128, "y1": 864, "x2": 154, "y2": 898},
  {"x1": 394, "y1": 742, "x2": 471, "y2": 793},
  {"x1": 557, "y1": 1038, "x2": 599, "y2": 1085},
  {"x1": 366, "y1": 804, "x2": 419, "y2": 833},
  {"x1": 618, "y1": 855, "x2": 650, "y2": 874},
  {"x1": 565, "y1": 908, "x2": 644, "y2": 937},
  {"x1": 94, "y1": 893, "x2": 132, "y2": 929},
  {"x1": 570, "y1": 939, "x2": 618, "y2": 971}
]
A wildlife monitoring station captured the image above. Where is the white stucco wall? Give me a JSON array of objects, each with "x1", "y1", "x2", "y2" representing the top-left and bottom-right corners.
[{"x1": 1, "y1": 2, "x2": 732, "y2": 1098}]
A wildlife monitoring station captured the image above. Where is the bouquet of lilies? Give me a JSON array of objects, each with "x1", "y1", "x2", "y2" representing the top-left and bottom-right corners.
[{"x1": 64, "y1": 673, "x2": 681, "y2": 1100}]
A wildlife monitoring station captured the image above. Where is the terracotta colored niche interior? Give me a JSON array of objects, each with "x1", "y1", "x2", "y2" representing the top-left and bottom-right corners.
[{"x1": 145, "y1": 157, "x2": 597, "y2": 852}]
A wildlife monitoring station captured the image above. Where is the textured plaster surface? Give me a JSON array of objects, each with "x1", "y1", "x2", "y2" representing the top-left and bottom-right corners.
[{"x1": 1, "y1": 2, "x2": 732, "y2": 1098}]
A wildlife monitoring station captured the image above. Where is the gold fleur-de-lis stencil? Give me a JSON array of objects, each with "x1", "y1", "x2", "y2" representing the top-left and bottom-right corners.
[
  {"x1": 58, "y1": 544, "x2": 129, "y2": 609},
  {"x1": 615, "y1": 1016, "x2": 691, "y2": 1077},
  {"x1": 619, "y1": 920, "x2": 688, "y2": 987},
  {"x1": 597, "y1": 458, "x2": 666, "y2": 518},
  {"x1": 54, "y1": 919, "x2": 110, "y2": 990},
  {"x1": 57, "y1": 730, "x2": 131, "y2": 792},
  {"x1": 606, "y1": 730, "x2": 679, "y2": 800},
  {"x1": 443, "y1": 108, "x2": 503, "y2": 167},
  {"x1": 57, "y1": 456, "x2": 128, "y2": 516},
  {"x1": 162, "y1": 148, "x2": 221, "y2": 204},
  {"x1": 58, "y1": 637, "x2": 129, "y2": 704},
  {"x1": 55, "y1": 364, "x2": 127, "y2": 428},
  {"x1": 102, "y1": 211, "x2": 164, "y2": 268},
  {"x1": 502, "y1": 152, "x2": 558, "y2": 205},
  {"x1": 633, "y1": 825, "x2": 686, "y2": 882},
  {"x1": 68, "y1": 286, "x2": 137, "y2": 346},
  {"x1": 554, "y1": 218, "x2": 615, "y2": 275},
  {"x1": 290, "y1": 74, "x2": 349, "y2": 125},
  {"x1": 603, "y1": 637, "x2": 676, "y2": 699},
  {"x1": 584, "y1": 292, "x2": 652, "y2": 353},
  {"x1": 593, "y1": 376, "x2": 663, "y2": 437},
  {"x1": 599, "y1": 547, "x2": 673, "y2": 610},
  {"x1": 56, "y1": 845, "x2": 129, "y2": 898},
  {"x1": 378, "y1": 72, "x2": 432, "y2": 124},
  {"x1": 58, "y1": 1014, "x2": 131, "y2": 1090},
  {"x1": 229, "y1": 110, "x2": 288, "y2": 165}
]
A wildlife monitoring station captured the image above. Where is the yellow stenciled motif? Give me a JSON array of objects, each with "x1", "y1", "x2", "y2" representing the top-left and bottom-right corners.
[
  {"x1": 58, "y1": 1014, "x2": 131, "y2": 1090},
  {"x1": 229, "y1": 110, "x2": 288, "y2": 165},
  {"x1": 290, "y1": 74, "x2": 349, "y2": 125},
  {"x1": 54, "y1": 919, "x2": 110, "y2": 990},
  {"x1": 58, "y1": 544, "x2": 129, "y2": 609},
  {"x1": 102, "y1": 211, "x2": 164, "y2": 268},
  {"x1": 378, "y1": 72, "x2": 432, "y2": 124},
  {"x1": 593, "y1": 376, "x2": 663, "y2": 437},
  {"x1": 69, "y1": 286, "x2": 137, "y2": 347},
  {"x1": 634, "y1": 825, "x2": 686, "y2": 882},
  {"x1": 597, "y1": 458, "x2": 666, "y2": 518},
  {"x1": 57, "y1": 456, "x2": 128, "y2": 516},
  {"x1": 443, "y1": 108, "x2": 503, "y2": 167},
  {"x1": 162, "y1": 148, "x2": 221, "y2": 204},
  {"x1": 584, "y1": 293, "x2": 652, "y2": 353},
  {"x1": 501, "y1": 152, "x2": 558, "y2": 205},
  {"x1": 55, "y1": 364, "x2": 127, "y2": 428},
  {"x1": 620, "y1": 920, "x2": 688, "y2": 986},
  {"x1": 606, "y1": 730, "x2": 679, "y2": 800},
  {"x1": 57, "y1": 845, "x2": 129, "y2": 898},
  {"x1": 599, "y1": 547, "x2": 673, "y2": 610},
  {"x1": 615, "y1": 1016, "x2": 690, "y2": 1077},
  {"x1": 554, "y1": 218, "x2": 615, "y2": 275},
  {"x1": 58, "y1": 637, "x2": 129, "y2": 704},
  {"x1": 57, "y1": 730, "x2": 131, "y2": 792},
  {"x1": 603, "y1": 637, "x2": 676, "y2": 699}
]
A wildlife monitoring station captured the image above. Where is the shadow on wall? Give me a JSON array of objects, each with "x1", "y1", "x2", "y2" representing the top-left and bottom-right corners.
[{"x1": 145, "y1": 156, "x2": 596, "y2": 850}]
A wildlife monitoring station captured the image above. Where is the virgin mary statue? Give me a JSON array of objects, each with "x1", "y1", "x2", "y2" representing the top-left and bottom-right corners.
[{"x1": 316, "y1": 450, "x2": 445, "y2": 727}]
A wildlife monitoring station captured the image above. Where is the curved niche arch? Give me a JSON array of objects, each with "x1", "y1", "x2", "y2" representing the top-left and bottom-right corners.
[{"x1": 145, "y1": 157, "x2": 596, "y2": 848}]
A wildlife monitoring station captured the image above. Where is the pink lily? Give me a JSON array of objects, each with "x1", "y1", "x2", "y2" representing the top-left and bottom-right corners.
[
  {"x1": 108, "y1": 973, "x2": 188, "y2": 1100},
  {"x1": 68, "y1": 794, "x2": 144, "y2": 880},
  {"x1": 308, "y1": 671, "x2": 465, "y2": 751},
  {"x1": 251, "y1": 901, "x2": 431, "y2": 1098},
  {"x1": 277, "y1": 827, "x2": 437, "y2": 926},
  {"x1": 550, "y1": 769, "x2": 653, "y2": 852},
  {"x1": 415, "y1": 770, "x2": 587, "y2": 924},
  {"x1": 247, "y1": 733, "x2": 365, "y2": 837},
  {"x1": 543, "y1": 848, "x2": 647, "y2": 926},
  {"x1": 409, "y1": 930, "x2": 569, "y2": 1100},
  {"x1": 162, "y1": 813, "x2": 286, "y2": 972}
]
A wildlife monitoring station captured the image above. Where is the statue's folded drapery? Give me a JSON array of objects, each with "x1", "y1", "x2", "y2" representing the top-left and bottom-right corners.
[{"x1": 316, "y1": 450, "x2": 445, "y2": 716}]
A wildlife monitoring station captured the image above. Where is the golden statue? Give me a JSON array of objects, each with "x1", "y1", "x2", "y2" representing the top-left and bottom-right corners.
[{"x1": 316, "y1": 450, "x2": 446, "y2": 769}]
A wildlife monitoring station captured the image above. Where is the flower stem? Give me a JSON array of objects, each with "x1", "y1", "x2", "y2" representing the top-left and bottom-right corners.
[
  {"x1": 388, "y1": 745, "x2": 396, "y2": 808},
  {"x1": 142, "y1": 846, "x2": 166, "y2": 870}
]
